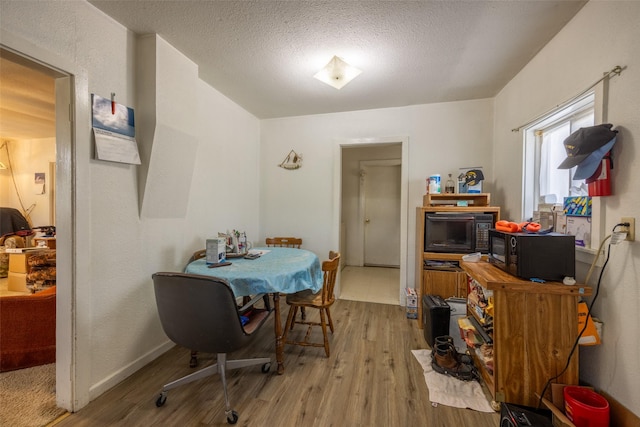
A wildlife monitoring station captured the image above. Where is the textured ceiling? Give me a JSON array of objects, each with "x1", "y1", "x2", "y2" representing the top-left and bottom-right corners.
[
  {"x1": 89, "y1": 0, "x2": 587, "y2": 119},
  {"x1": 0, "y1": 1, "x2": 588, "y2": 141},
  {"x1": 0, "y1": 53, "x2": 56, "y2": 141}
]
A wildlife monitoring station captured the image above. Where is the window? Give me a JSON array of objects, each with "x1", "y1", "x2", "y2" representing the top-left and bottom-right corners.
[{"x1": 522, "y1": 93, "x2": 595, "y2": 220}]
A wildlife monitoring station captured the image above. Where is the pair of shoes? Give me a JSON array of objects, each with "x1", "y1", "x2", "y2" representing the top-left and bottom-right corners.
[
  {"x1": 431, "y1": 336, "x2": 476, "y2": 381},
  {"x1": 434, "y1": 335, "x2": 474, "y2": 366}
]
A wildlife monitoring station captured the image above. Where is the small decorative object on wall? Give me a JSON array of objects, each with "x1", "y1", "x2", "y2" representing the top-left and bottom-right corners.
[
  {"x1": 278, "y1": 150, "x2": 303, "y2": 170},
  {"x1": 91, "y1": 93, "x2": 141, "y2": 165},
  {"x1": 34, "y1": 173, "x2": 45, "y2": 195}
]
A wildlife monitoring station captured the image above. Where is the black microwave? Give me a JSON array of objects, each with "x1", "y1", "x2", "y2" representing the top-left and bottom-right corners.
[
  {"x1": 424, "y1": 212, "x2": 494, "y2": 253},
  {"x1": 488, "y1": 229, "x2": 576, "y2": 281}
]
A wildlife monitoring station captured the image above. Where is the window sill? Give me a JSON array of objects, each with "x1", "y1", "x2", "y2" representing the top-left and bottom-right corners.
[{"x1": 576, "y1": 246, "x2": 604, "y2": 268}]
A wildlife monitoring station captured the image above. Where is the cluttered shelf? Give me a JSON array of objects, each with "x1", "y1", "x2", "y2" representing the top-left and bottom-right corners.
[
  {"x1": 458, "y1": 259, "x2": 591, "y2": 407},
  {"x1": 460, "y1": 260, "x2": 592, "y2": 296},
  {"x1": 423, "y1": 193, "x2": 492, "y2": 207}
]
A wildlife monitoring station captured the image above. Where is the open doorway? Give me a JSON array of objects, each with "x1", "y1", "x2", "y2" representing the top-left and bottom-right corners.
[
  {"x1": 0, "y1": 44, "x2": 74, "y2": 414},
  {"x1": 336, "y1": 138, "x2": 407, "y2": 305}
]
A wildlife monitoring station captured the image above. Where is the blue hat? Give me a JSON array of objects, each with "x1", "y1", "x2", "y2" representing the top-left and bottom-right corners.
[
  {"x1": 572, "y1": 136, "x2": 616, "y2": 180},
  {"x1": 558, "y1": 124, "x2": 617, "y2": 172}
]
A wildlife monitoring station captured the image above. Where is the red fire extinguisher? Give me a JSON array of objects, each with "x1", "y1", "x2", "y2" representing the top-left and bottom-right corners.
[{"x1": 586, "y1": 151, "x2": 613, "y2": 197}]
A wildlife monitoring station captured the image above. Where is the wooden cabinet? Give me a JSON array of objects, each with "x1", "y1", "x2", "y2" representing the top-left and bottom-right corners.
[
  {"x1": 415, "y1": 194, "x2": 500, "y2": 328},
  {"x1": 424, "y1": 267, "x2": 467, "y2": 299},
  {"x1": 460, "y1": 261, "x2": 592, "y2": 407}
]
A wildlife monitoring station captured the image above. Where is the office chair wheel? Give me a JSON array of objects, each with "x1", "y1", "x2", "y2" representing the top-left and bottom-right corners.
[
  {"x1": 226, "y1": 410, "x2": 239, "y2": 424},
  {"x1": 155, "y1": 392, "x2": 167, "y2": 407},
  {"x1": 189, "y1": 354, "x2": 198, "y2": 368},
  {"x1": 261, "y1": 362, "x2": 271, "y2": 373}
]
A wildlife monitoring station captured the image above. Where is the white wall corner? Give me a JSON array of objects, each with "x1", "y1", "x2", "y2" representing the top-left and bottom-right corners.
[{"x1": 136, "y1": 34, "x2": 200, "y2": 218}]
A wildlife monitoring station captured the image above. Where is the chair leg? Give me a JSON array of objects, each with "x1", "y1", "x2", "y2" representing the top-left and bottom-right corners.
[
  {"x1": 283, "y1": 305, "x2": 296, "y2": 342},
  {"x1": 161, "y1": 362, "x2": 220, "y2": 393},
  {"x1": 217, "y1": 353, "x2": 235, "y2": 422},
  {"x1": 319, "y1": 309, "x2": 330, "y2": 357},
  {"x1": 289, "y1": 306, "x2": 298, "y2": 331},
  {"x1": 189, "y1": 350, "x2": 199, "y2": 368},
  {"x1": 325, "y1": 307, "x2": 334, "y2": 333}
]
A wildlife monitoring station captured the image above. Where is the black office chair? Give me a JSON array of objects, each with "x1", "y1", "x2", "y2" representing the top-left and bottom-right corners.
[{"x1": 152, "y1": 272, "x2": 273, "y2": 425}]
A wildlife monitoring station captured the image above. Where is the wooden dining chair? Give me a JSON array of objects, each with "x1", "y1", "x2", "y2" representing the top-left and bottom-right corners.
[
  {"x1": 282, "y1": 251, "x2": 340, "y2": 357},
  {"x1": 184, "y1": 249, "x2": 206, "y2": 270},
  {"x1": 265, "y1": 237, "x2": 302, "y2": 248}
]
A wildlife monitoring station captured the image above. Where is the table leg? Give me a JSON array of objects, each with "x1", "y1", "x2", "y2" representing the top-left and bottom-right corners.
[{"x1": 273, "y1": 293, "x2": 285, "y2": 374}]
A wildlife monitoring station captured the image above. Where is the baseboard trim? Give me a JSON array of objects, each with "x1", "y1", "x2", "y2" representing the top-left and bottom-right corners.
[{"x1": 88, "y1": 340, "x2": 174, "y2": 401}]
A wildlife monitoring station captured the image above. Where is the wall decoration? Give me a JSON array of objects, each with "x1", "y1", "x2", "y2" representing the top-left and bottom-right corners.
[
  {"x1": 34, "y1": 173, "x2": 45, "y2": 195},
  {"x1": 91, "y1": 93, "x2": 141, "y2": 165},
  {"x1": 458, "y1": 167, "x2": 484, "y2": 193},
  {"x1": 278, "y1": 150, "x2": 303, "y2": 170}
]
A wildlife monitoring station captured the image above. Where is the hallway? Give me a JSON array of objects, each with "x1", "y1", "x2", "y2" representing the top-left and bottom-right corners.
[{"x1": 339, "y1": 266, "x2": 399, "y2": 305}]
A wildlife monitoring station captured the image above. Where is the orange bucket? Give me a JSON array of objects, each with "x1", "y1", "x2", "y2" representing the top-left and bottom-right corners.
[{"x1": 564, "y1": 386, "x2": 609, "y2": 427}]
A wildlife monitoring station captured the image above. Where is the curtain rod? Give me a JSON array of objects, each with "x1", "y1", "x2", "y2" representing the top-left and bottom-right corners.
[{"x1": 511, "y1": 65, "x2": 625, "y2": 132}]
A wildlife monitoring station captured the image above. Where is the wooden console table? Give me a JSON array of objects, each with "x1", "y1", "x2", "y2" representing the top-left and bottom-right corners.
[{"x1": 460, "y1": 260, "x2": 591, "y2": 407}]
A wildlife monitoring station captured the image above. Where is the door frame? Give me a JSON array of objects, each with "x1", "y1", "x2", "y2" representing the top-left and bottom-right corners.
[
  {"x1": 333, "y1": 136, "x2": 409, "y2": 304},
  {"x1": 359, "y1": 159, "x2": 401, "y2": 267},
  {"x1": 2, "y1": 29, "x2": 92, "y2": 411}
]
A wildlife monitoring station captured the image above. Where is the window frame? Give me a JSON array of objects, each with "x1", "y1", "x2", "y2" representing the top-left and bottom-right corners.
[
  {"x1": 522, "y1": 92, "x2": 595, "y2": 220},
  {"x1": 521, "y1": 88, "x2": 607, "y2": 262}
]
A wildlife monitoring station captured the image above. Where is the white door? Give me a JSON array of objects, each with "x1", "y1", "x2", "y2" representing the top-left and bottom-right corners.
[{"x1": 362, "y1": 161, "x2": 401, "y2": 266}]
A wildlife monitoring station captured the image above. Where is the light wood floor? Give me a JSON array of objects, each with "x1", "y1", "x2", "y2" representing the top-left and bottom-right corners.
[
  {"x1": 55, "y1": 299, "x2": 499, "y2": 426},
  {"x1": 340, "y1": 266, "x2": 400, "y2": 305}
]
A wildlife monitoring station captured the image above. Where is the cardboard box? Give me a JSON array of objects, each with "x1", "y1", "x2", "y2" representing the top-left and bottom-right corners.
[
  {"x1": 206, "y1": 238, "x2": 227, "y2": 264},
  {"x1": 405, "y1": 287, "x2": 418, "y2": 307},
  {"x1": 554, "y1": 211, "x2": 567, "y2": 234},
  {"x1": 9, "y1": 252, "x2": 34, "y2": 273},
  {"x1": 8, "y1": 271, "x2": 28, "y2": 292},
  {"x1": 566, "y1": 216, "x2": 591, "y2": 247},
  {"x1": 405, "y1": 288, "x2": 418, "y2": 318}
]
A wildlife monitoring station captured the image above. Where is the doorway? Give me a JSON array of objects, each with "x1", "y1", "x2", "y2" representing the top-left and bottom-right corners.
[
  {"x1": 336, "y1": 139, "x2": 407, "y2": 305},
  {"x1": 0, "y1": 42, "x2": 75, "y2": 411},
  {"x1": 361, "y1": 160, "x2": 401, "y2": 267}
]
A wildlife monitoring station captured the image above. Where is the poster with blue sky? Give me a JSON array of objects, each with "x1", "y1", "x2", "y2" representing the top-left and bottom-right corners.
[{"x1": 91, "y1": 94, "x2": 141, "y2": 165}]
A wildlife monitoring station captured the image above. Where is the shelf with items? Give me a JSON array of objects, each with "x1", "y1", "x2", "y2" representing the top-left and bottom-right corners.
[
  {"x1": 459, "y1": 260, "x2": 592, "y2": 407},
  {"x1": 414, "y1": 197, "x2": 501, "y2": 329},
  {"x1": 423, "y1": 193, "x2": 491, "y2": 207}
]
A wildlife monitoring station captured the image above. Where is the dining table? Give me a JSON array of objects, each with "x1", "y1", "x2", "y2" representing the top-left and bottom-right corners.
[{"x1": 184, "y1": 247, "x2": 323, "y2": 374}]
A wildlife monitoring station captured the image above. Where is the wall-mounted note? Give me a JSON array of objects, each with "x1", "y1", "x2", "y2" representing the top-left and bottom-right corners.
[{"x1": 91, "y1": 94, "x2": 141, "y2": 165}]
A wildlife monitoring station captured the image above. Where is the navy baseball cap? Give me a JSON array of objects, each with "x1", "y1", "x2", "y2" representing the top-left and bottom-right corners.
[{"x1": 558, "y1": 124, "x2": 617, "y2": 175}]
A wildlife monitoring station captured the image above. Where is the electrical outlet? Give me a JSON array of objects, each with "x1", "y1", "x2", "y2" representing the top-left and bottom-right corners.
[{"x1": 621, "y1": 217, "x2": 635, "y2": 241}]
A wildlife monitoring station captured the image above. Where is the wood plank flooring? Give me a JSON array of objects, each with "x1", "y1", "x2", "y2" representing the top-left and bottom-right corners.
[{"x1": 55, "y1": 299, "x2": 500, "y2": 426}]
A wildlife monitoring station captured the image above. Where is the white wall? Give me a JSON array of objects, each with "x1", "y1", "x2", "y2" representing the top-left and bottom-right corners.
[
  {"x1": 0, "y1": 138, "x2": 55, "y2": 227},
  {"x1": 260, "y1": 99, "x2": 494, "y2": 292},
  {"x1": 493, "y1": 1, "x2": 640, "y2": 415},
  {"x1": 0, "y1": 0, "x2": 261, "y2": 409}
]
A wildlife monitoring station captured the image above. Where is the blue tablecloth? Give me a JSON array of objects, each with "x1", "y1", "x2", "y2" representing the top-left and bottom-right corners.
[{"x1": 184, "y1": 247, "x2": 323, "y2": 297}]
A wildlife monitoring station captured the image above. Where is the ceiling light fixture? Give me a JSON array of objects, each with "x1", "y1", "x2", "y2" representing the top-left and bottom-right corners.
[{"x1": 314, "y1": 55, "x2": 362, "y2": 90}]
